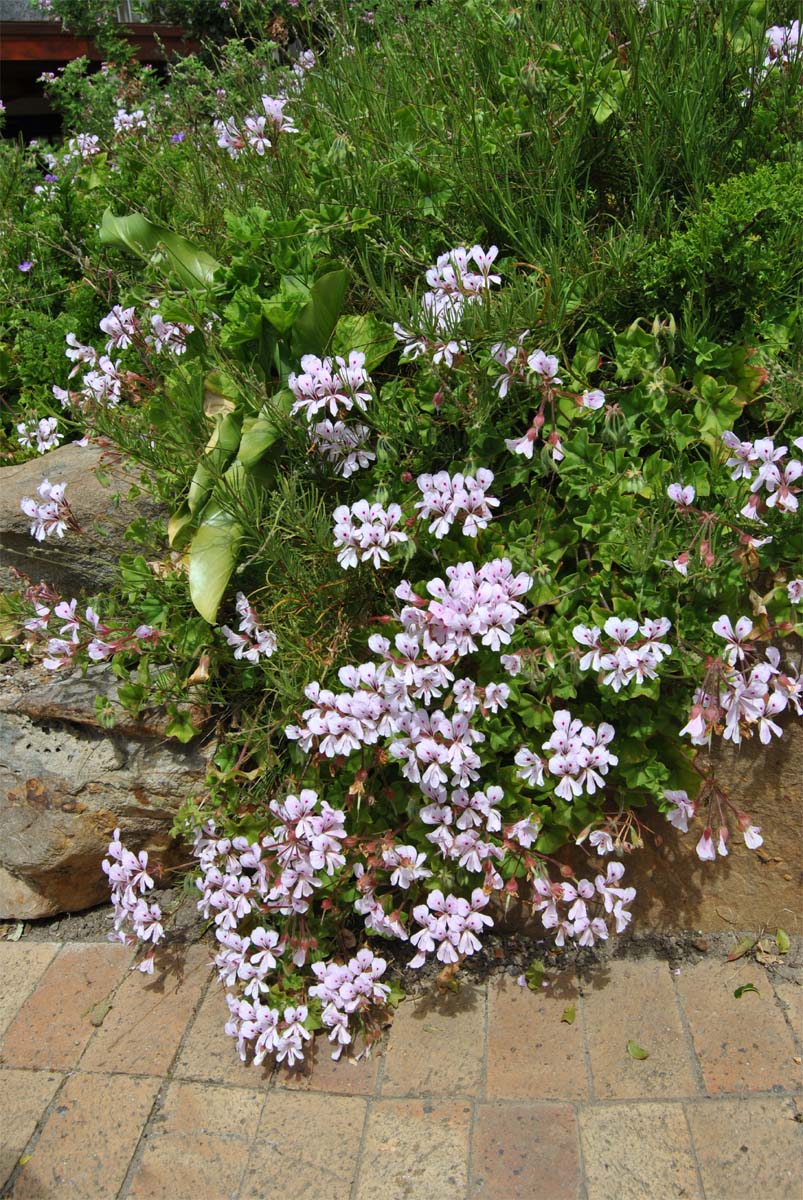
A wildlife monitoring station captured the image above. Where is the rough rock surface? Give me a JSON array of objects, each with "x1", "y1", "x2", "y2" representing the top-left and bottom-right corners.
[
  {"x1": 0, "y1": 661, "x2": 211, "y2": 919},
  {"x1": 0, "y1": 442, "x2": 164, "y2": 596}
]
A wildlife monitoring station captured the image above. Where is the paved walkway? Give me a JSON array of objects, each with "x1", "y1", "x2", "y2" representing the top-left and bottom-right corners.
[{"x1": 0, "y1": 941, "x2": 801, "y2": 1200}]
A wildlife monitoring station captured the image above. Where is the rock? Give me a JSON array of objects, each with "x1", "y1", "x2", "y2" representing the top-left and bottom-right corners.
[
  {"x1": 0, "y1": 661, "x2": 212, "y2": 919},
  {"x1": 0, "y1": 441, "x2": 164, "y2": 596}
]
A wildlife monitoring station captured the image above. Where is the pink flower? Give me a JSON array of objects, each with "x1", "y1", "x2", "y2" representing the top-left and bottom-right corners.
[
  {"x1": 664, "y1": 790, "x2": 696, "y2": 832},
  {"x1": 695, "y1": 829, "x2": 716, "y2": 862},
  {"x1": 667, "y1": 482, "x2": 695, "y2": 506}
]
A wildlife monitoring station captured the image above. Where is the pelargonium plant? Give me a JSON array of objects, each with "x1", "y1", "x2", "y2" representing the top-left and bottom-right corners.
[{"x1": 16, "y1": 236, "x2": 803, "y2": 1067}]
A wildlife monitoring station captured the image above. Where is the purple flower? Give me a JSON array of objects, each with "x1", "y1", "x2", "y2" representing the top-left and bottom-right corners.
[
  {"x1": 44, "y1": 173, "x2": 58, "y2": 182},
  {"x1": 18, "y1": 261, "x2": 34, "y2": 273},
  {"x1": 170, "y1": 131, "x2": 186, "y2": 143}
]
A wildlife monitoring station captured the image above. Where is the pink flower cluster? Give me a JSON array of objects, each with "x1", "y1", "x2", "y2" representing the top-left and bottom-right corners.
[
  {"x1": 310, "y1": 419, "x2": 375, "y2": 477},
  {"x1": 680, "y1": 616, "x2": 801, "y2": 747},
  {"x1": 533, "y1": 862, "x2": 635, "y2": 947},
  {"x1": 723, "y1": 431, "x2": 802, "y2": 518},
  {"x1": 22, "y1": 590, "x2": 159, "y2": 671},
  {"x1": 409, "y1": 887, "x2": 493, "y2": 967},
  {"x1": 20, "y1": 479, "x2": 74, "y2": 542},
  {"x1": 515, "y1": 709, "x2": 618, "y2": 802},
  {"x1": 332, "y1": 500, "x2": 408, "y2": 569},
  {"x1": 309, "y1": 949, "x2": 390, "y2": 1058},
  {"x1": 102, "y1": 830, "x2": 164, "y2": 974},
  {"x1": 664, "y1": 789, "x2": 764, "y2": 862},
  {"x1": 501, "y1": 339, "x2": 605, "y2": 463},
  {"x1": 289, "y1": 351, "x2": 372, "y2": 421},
  {"x1": 393, "y1": 244, "x2": 499, "y2": 366},
  {"x1": 16, "y1": 416, "x2": 62, "y2": 455},
  {"x1": 214, "y1": 95, "x2": 297, "y2": 158},
  {"x1": 113, "y1": 108, "x2": 146, "y2": 134},
  {"x1": 220, "y1": 592, "x2": 277, "y2": 662},
  {"x1": 415, "y1": 468, "x2": 499, "y2": 538},
  {"x1": 573, "y1": 615, "x2": 673, "y2": 692},
  {"x1": 225, "y1": 998, "x2": 310, "y2": 1067}
]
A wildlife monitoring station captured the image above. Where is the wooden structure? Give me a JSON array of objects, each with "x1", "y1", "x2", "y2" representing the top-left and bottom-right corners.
[{"x1": 0, "y1": 20, "x2": 198, "y2": 139}]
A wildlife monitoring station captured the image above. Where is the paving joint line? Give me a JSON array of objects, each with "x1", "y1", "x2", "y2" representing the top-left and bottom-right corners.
[
  {"x1": 348, "y1": 1028, "x2": 389, "y2": 1200},
  {"x1": 680, "y1": 1099, "x2": 709, "y2": 1200},
  {"x1": 670, "y1": 967, "x2": 709, "y2": 1097},
  {"x1": 115, "y1": 964, "x2": 215, "y2": 1199},
  {"x1": 769, "y1": 975, "x2": 803, "y2": 1056}
]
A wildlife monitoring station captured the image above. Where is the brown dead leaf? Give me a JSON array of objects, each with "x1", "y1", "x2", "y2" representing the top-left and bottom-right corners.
[{"x1": 436, "y1": 961, "x2": 461, "y2": 992}]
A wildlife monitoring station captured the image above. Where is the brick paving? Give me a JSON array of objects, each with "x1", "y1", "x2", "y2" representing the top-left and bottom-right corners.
[{"x1": 0, "y1": 943, "x2": 801, "y2": 1200}]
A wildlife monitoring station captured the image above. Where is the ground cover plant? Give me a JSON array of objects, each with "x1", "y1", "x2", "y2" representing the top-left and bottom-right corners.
[{"x1": 1, "y1": 0, "x2": 802, "y2": 1065}]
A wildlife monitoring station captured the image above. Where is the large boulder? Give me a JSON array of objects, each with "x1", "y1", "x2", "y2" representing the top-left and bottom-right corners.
[
  {"x1": 0, "y1": 661, "x2": 211, "y2": 919},
  {"x1": 0, "y1": 441, "x2": 164, "y2": 596}
]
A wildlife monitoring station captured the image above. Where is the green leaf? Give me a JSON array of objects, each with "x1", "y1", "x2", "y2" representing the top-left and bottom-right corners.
[
  {"x1": 734, "y1": 983, "x2": 760, "y2": 999},
  {"x1": 291, "y1": 267, "x2": 349, "y2": 357},
  {"x1": 561, "y1": 1004, "x2": 576, "y2": 1025},
  {"x1": 164, "y1": 705, "x2": 201, "y2": 743},
  {"x1": 626, "y1": 1040, "x2": 649, "y2": 1060},
  {"x1": 188, "y1": 507, "x2": 243, "y2": 623},
  {"x1": 330, "y1": 313, "x2": 397, "y2": 371},
  {"x1": 524, "y1": 960, "x2": 545, "y2": 991},
  {"x1": 776, "y1": 929, "x2": 791, "y2": 955},
  {"x1": 237, "y1": 390, "x2": 293, "y2": 468},
  {"x1": 726, "y1": 936, "x2": 756, "y2": 962},
  {"x1": 99, "y1": 208, "x2": 220, "y2": 290}
]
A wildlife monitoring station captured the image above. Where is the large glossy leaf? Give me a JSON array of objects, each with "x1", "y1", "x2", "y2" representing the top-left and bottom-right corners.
[
  {"x1": 188, "y1": 506, "x2": 242, "y2": 623},
  {"x1": 187, "y1": 411, "x2": 243, "y2": 515},
  {"x1": 237, "y1": 390, "x2": 293, "y2": 468},
  {"x1": 330, "y1": 313, "x2": 397, "y2": 371},
  {"x1": 99, "y1": 209, "x2": 221, "y2": 290},
  {"x1": 291, "y1": 268, "x2": 349, "y2": 358}
]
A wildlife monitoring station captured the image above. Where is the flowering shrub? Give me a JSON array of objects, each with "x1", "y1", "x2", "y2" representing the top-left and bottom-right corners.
[{"x1": 2, "y1": 0, "x2": 802, "y2": 1066}]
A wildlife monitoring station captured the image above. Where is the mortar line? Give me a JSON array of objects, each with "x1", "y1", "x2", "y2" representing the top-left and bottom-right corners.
[
  {"x1": 768, "y1": 975, "x2": 803, "y2": 1056},
  {"x1": 573, "y1": 1101, "x2": 589, "y2": 1200},
  {"x1": 465, "y1": 981, "x2": 490, "y2": 1199},
  {"x1": 680, "y1": 1099, "x2": 709, "y2": 1200},
  {"x1": 669, "y1": 967, "x2": 708, "y2": 1096},
  {"x1": 347, "y1": 1023, "x2": 389, "y2": 1200},
  {"x1": 116, "y1": 959, "x2": 216, "y2": 1199}
]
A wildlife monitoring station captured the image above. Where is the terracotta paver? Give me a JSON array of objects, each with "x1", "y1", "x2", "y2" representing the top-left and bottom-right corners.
[
  {"x1": 173, "y1": 979, "x2": 271, "y2": 1088},
  {"x1": 125, "y1": 1080, "x2": 263, "y2": 1200},
  {"x1": 580, "y1": 1102, "x2": 703, "y2": 1200},
  {"x1": 381, "y1": 986, "x2": 485, "y2": 1097},
  {"x1": 583, "y1": 959, "x2": 699, "y2": 1099},
  {"x1": 10, "y1": 1072, "x2": 159, "y2": 1200},
  {"x1": 0, "y1": 944, "x2": 59, "y2": 1039},
  {"x1": 0, "y1": 942, "x2": 132, "y2": 1070},
  {"x1": 239, "y1": 1091, "x2": 367, "y2": 1200},
  {"x1": 1, "y1": 942, "x2": 801, "y2": 1200},
  {"x1": 675, "y1": 958, "x2": 801, "y2": 1094},
  {"x1": 0, "y1": 1069, "x2": 63, "y2": 1188},
  {"x1": 470, "y1": 1103, "x2": 580, "y2": 1200},
  {"x1": 685, "y1": 1096, "x2": 803, "y2": 1199},
  {"x1": 273, "y1": 1033, "x2": 380, "y2": 1095},
  {"x1": 486, "y1": 973, "x2": 588, "y2": 1100},
  {"x1": 354, "y1": 1099, "x2": 472, "y2": 1200},
  {"x1": 80, "y1": 944, "x2": 211, "y2": 1076}
]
